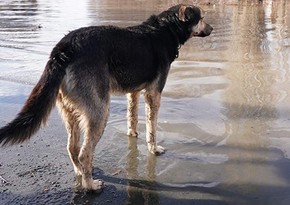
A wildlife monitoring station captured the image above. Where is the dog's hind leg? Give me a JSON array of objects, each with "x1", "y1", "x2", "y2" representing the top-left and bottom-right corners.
[
  {"x1": 144, "y1": 90, "x2": 165, "y2": 155},
  {"x1": 127, "y1": 92, "x2": 140, "y2": 137},
  {"x1": 78, "y1": 98, "x2": 109, "y2": 192},
  {"x1": 57, "y1": 93, "x2": 82, "y2": 177}
]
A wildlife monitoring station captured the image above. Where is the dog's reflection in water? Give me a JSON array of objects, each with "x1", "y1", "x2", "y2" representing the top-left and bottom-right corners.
[{"x1": 125, "y1": 137, "x2": 160, "y2": 205}]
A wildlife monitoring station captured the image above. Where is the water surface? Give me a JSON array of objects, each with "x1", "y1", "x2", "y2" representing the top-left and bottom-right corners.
[{"x1": 1, "y1": 0, "x2": 290, "y2": 204}]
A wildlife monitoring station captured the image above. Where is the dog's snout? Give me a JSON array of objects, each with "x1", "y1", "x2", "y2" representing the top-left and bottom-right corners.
[
  {"x1": 208, "y1": 24, "x2": 213, "y2": 33},
  {"x1": 205, "y1": 24, "x2": 213, "y2": 36},
  {"x1": 191, "y1": 20, "x2": 213, "y2": 38},
  {"x1": 201, "y1": 23, "x2": 213, "y2": 37}
]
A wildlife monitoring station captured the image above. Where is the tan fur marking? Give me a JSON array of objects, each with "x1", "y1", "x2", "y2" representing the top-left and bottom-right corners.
[
  {"x1": 144, "y1": 90, "x2": 165, "y2": 154},
  {"x1": 191, "y1": 18, "x2": 207, "y2": 37},
  {"x1": 178, "y1": 5, "x2": 188, "y2": 22},
  {"x1": 127, "y1": 92, "x2": 140, "y2": 137},
  {"x1": 57, "y1": 92, "x2": 82, "y2": 176}
]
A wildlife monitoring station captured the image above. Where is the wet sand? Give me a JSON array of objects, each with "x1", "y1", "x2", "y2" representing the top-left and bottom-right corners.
[{"x1": 1, "y1": 0, "x2": 290, "y2": 204}]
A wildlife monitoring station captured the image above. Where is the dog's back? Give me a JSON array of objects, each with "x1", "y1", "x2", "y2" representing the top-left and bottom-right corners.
[{"x1": 60, "y1": 23, "x2": 178, "y2": 95}]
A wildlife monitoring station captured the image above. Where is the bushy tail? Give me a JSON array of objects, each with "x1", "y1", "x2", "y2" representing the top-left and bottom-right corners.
[{"x1": 0, "y1": 46, "x2": 72, "y2": 146}]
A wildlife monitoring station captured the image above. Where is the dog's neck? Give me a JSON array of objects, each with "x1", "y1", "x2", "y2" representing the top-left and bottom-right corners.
[
  {"x1": 141, "y1": 13, "x2": 191, "y2": 59},
  {"x1": 144, "y1": 11, "x2": 190, "y2": 42}
]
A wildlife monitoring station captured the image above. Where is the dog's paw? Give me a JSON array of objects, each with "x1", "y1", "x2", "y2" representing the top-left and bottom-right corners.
[
  {"x1": 82, "y1": 179, "x2": 104, "y2": 192},
  {"x1": 91, "y1": 179, "x2": 104, "y2": 193},
  {"x1": 127, "y1": 129, "x2": 139, "y2": 137},
  {"x1": 148, "y1": 145, "x2": 166, "y2": 155},
  {"x1": 155, "y1": 145, "x2": 166, "y2": 155}
]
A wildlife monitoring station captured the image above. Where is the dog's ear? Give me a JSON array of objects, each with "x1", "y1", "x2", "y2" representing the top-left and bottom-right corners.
[{"x1": 178, "y1": 5, "x2": 191, "y2": 22}]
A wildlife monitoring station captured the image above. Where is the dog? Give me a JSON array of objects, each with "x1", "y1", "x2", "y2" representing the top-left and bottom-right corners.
[{"x1": 0, "y1": 4, "x2": 212, "y2": 191}]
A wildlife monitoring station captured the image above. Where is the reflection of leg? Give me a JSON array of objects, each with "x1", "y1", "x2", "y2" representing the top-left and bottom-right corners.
[
  {"x1": 127, "y1": 92, "x2": 140, "y2": 137},
  {"x1": 144, "y1": 90, "x2": 165, "y2": 155},
  {"x1": 127, "y1": 137, "x2": 139, "y2": 178},
  {"x1": 144, "y1": 148, "x2": 159, "y2": 204},
  {"x1": 126, "y1": 137, "x2": 142, "y2": 203},
  {"x1": 146, "y1": 154, "x2": 157, "y2": 180},
  {"x1": 126, "y1": 137, "x2": 160, "y2": 205}
]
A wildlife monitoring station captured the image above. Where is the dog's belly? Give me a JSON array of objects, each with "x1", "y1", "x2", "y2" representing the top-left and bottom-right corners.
[
  {"x1": 108, "y1": 65, "x2": 155, "y2": 95},
  {"x1": 108, "y1": 52, "x2": 158, "y2": 94},
  {"x1": 109, "y1": 77, "x2": 147, "y2": 95}
]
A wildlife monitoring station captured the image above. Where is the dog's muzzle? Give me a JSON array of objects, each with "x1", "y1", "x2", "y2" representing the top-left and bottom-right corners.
[
  {"x1": 201, "y1": 23, "x2": 213, "y2": 37},
  {"x1": 192, "y1": 22, "x2": 213, "y2": 37}
]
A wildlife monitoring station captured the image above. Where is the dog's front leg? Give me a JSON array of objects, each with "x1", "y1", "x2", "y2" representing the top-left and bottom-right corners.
[
  {"x1": 127, "y1": 92, "x2": 140, "y2": 137},
  {"x1": 144, "y1": 90, "x2": 165, "y2": 155}
]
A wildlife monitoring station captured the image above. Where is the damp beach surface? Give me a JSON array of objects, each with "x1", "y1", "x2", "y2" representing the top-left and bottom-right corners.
[{"x1": 1, "y1": 0, "x2": 290, "y2": 204}]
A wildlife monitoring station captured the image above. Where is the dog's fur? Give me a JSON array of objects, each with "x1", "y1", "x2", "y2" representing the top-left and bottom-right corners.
[{"x1": 0, "y1": 4, "x2": 212, "y2": 191}]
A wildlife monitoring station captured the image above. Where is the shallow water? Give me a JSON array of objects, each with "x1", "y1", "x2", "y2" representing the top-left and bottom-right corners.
[{"x1": 1, "y1": 0, "x2": 290, "y2": 204}]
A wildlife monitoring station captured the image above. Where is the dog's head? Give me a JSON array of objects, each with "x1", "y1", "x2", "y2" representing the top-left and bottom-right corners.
[{"x1": 170, "y1": 4, "x2": 213, "y2": 38}]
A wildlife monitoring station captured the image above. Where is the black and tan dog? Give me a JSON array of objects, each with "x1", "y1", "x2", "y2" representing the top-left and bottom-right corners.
[{"x1": 0, "y1": 4, "x2": 212, "y2": 191}]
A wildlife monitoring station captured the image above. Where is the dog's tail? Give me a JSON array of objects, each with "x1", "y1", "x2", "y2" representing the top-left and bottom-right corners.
[{"x1": 0, "y1": 44, "x2": 72, "y2": 146}]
